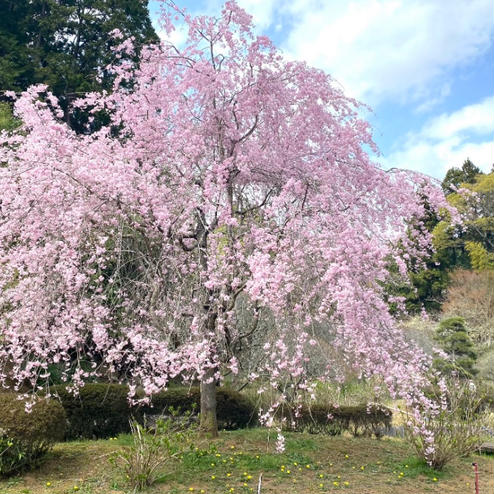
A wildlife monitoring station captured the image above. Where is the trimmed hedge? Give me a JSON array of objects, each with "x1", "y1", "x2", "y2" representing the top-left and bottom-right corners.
[
  {"x1": 0, "y1": 393, "x2": 66, "y2": 476},
  {"x1": 286, "y1": 403, "x2": 392, "y2": 438},
  {"x1": 50, "y1": 383, "x2": 257, "y2": 439},
  {"x1": 50, "y1": 383, "x2": 134, "y2": 440},
  {"x1": 143, "y1": 387, "x2": 257, "y2": 430}
]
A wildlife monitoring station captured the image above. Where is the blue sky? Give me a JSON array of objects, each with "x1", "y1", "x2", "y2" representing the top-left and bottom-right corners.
[{"x1": 148, "y1": 0, "x2": 493, "y2": 180}]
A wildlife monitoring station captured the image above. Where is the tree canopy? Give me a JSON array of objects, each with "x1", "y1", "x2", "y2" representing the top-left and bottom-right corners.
[
  {"x1": 441, "y1": 159, "x2": 481, "y2": 195},
  {"x1": 0, "y1": 0, "x2": 157, "y2": 94},
  {"x1": 0, "y1": 0, "x2": 158, "y2": 130}
]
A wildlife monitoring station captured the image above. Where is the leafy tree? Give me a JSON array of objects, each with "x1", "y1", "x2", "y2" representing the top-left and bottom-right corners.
[
  {"x1": 0, "y1": 0, "x2": 158, "y2": 130},
  {"x1": 441, "y1": 159, "x2": 481, "y2": 195},
  {"x1": 0, "y1": 1, "x2": 450, "y2": 436},
  {"x1": 434, "y1": 171, "x2": 494, "y2": 271},
  {"x1": 0, "y1": 102, "x2": 20, "y2": 131},
  {"x1": 465, "y1": 241, "x2": 494, "y2": 271},
  {"x1": 384, "y1": 187, "x2": 449, "y2": 314},
  {"x1": 389, "y1": 164, "x2": 493, "y2": 316},
  {"x1": 433, "y1": 317, "x2": 477, "y2": 378}
]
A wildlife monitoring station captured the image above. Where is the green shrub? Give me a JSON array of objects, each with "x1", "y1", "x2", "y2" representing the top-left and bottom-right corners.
[
  {"x1": 0, "y1": 393, "x2": 66, "y2": 476},
  {"x1": 285, "y1": 403, "x2": 392, "y2": 438},
  {"x1": 402, "y1": 378, "x2": 489, "y2": 470},
  {"x1": 50, "y1": 383, "x2": 134, "y2": 440},
  {"x1": 143, "y1": 387, "x2": 257, "y2": 430},
  {"x1": 51, "y1": 383, "x2": 257, "y2": 439}
]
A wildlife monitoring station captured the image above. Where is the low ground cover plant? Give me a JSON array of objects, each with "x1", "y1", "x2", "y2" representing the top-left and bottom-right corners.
[{"x1": 110, "y1": 413, "x2": 197, "y2": 492}]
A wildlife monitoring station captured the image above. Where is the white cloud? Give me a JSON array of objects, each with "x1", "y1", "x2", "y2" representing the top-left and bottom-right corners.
[
  {"x1": 382, "y1": 97, "x2": 494, "y2": 178},
  {"x1": 422, "y1": 97, "x2": 494, "y2": 139},
  {"x1": 155, "y1": 24, "x2": 188, "y2": 47},
  {"x1": 237, "y1": 0, "x2": 279, "y2": 30},
  {"x1": 279, "y1": 0, "x2": 493, "y2": 106}
]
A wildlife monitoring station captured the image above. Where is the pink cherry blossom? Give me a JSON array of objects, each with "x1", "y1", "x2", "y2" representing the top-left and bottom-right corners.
[{"x1": 0, "y1": 1, "x2": 453, "y2": 440}]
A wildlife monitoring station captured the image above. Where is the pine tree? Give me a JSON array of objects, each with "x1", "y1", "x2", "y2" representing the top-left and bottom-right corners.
[{"x1": 434, "y1": 317, "x2": 478, "y2": 378}]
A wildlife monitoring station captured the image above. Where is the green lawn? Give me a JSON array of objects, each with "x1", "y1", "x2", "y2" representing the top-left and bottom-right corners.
[{"x1": 0, "y1": 429, "x2": 492, "y2": 494}]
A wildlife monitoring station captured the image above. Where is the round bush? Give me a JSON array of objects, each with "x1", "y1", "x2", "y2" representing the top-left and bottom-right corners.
[
  {"x1": 50, "y1": 383, "x2": 134, "y2": 440},
  {"x1": 0, "y1": 393, "x2": 66, "y2": 476},
  {"x1": 51, "y1": 383, "x2": 257, "y2": 439},
  {"x1": 141, "y1": 386, "x2": 258, "y2": 430}
]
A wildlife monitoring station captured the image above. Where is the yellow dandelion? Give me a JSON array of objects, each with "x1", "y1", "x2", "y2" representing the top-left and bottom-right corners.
[
  {"x1": 211, "y1": 475, "x2": 216, "y2": 480},
  {"x1": 231, "y1": 445, "x2": 235, "y2": 449},
  {"x1": 433, "y1": 478, "x2": 438, "y2": 482},
  {"x1": 319, "y1": 474, "x2": 324, "y2": 478},
  {"x1": 360, "y1": 466, "x2": 365, "y2": 471},
  {"x1": 256, "y1": 455, "x2": 260, "y2": 459},
  {"x1": 211, "y1": 463, "x2": 215, "y2": 467},
  {"x1": 227, "y1": 473, "x2": 231, "y2": 477},
  {"x1": 293, "y1": 462, "x2": 298, "y2": 466},
  {"x1": 344, "y1": 454, "x2": 349, "y2": 459},
  {"x1": 329, "y1": 463, "x2": 333, "y2": 466},
  {"x1": 286, "y1": 470, "x2": 291, "y2": 474},
  {"x1": 73, "y1": 487, "x2": 79, "y2": 492},
  {"x1": 189, "y1": 488, "x2": 194, "y2": 492},
  {"x1": 243, "y1": 483, "x2": 248, "y2": 487},
  {"x1": 337, "y1": 475, "x2": 341, "y2": 479},
  {"x1": 200, "y1": 490, "x2": 205, "y2": 494},
  {"x1": 333, "y1": 481, "x2": 339, "y2": 486},
  {"x1": 344, "y1": 481, "x2": 349, "y2": 486},
  {"x1": 247, "y1": 475, "x2": 252, "y2": 480},
  {"x1": 46, "y1": 482, "x2": 52, "y2": 487},
  {"x1": 306, "y1": 464, "x2": 311, "y2": 469}
]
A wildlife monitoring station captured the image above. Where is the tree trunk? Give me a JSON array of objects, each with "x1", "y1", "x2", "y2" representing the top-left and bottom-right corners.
[
  {"x1": 200, "y1": 368, "x2": 218, "y2": 437},
  {"x1": 195, "y1": 208, "x2": 219, "y2": 437}
]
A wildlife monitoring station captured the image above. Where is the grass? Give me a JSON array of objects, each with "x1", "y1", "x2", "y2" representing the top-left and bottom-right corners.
[{"x1": 0, "y1": 429, "x2": 492, "y2": 494}]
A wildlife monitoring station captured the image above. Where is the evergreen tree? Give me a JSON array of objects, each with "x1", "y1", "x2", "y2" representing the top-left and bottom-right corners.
[
  {"x1": 0, "y1": 1, "x2": 158, "y2": 130},
  {"x1": 433, "y1": 317, "x2": 477, "y2": 378},
  {"x1": 1, "y1": 0, "x2": 158, "y2": 94},
  {"x1": 384, "y1": 187, "x2": 449, "y2": 314},
  {"x1": 441, "y1": 159, "x2": 481, "y2": 195}
]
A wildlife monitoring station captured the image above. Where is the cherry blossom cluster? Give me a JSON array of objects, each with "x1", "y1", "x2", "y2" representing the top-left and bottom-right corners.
[{"x1": 0, "y1": 0, "x2": 454, "y2": 451}]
